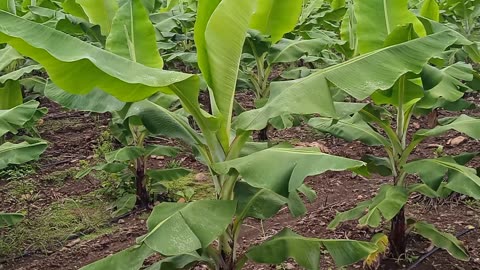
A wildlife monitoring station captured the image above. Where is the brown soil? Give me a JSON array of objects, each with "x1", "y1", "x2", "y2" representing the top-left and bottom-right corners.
[{"x1": 2, "y1": 92, "x2": 480, "y2": 270}]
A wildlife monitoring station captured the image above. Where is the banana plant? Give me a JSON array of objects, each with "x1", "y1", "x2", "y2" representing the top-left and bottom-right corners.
[
  {"x1": 0, "y1": 0, "x2": 469, "y2": 268},
  {"x1": 308, "y1": 0, "x2": 480, "y2": 261}
]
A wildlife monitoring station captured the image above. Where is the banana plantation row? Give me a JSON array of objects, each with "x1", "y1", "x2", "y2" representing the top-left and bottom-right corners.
[{"x1": 0, "y1": 0, "x2": 479, "y2": 269}]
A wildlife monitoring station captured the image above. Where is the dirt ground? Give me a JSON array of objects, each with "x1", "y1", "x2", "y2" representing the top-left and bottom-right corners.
[{"x1": 1, "y1": 92, "x2": 480, "y2": 270}]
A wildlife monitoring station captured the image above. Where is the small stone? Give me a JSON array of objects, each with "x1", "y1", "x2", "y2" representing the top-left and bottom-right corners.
[
  {"x1": 427, "y1": 144, "x2": 441, "y2": 148},
  {"x1": 466, "y1": 211, "x2": 474, "y2": 216},
  {"x1": 66, "y1": 238, "x2": 81, "y2": 247},
  {"x1": 357, "y1": 195, "x2": 364, "y2": 200},
  {"x1": 117, "y1": 219, "x2": 125, "y2": 224},
  {"x1": 319, "y1": 222, "x2": 326, "y2": 226},
  {"x1": 474, "y1": 258, "x2": 480, "y2": 264},
  {"x1": 285, "y1": 263, "x2": 295, "y2": 270},
  {"x1": 151, "y1": 155, "x2": 164, "y2": 160},
  {"x1": 448, "y1": 136, "x2": 467, "y2": 146},
  {"x1": 412, "y1": 122, "x2": 420, "y2": 129},
  {"x1": 194, "y1": 173, "x2": 210, "y2": 182}
]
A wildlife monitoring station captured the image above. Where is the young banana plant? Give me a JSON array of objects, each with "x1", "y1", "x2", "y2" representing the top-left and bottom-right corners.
[
  {"x1": 0, "y1": 0, "x2": 469, "y2": 268},
  {"x1": 309, "y1": 0, "x2": 480, "y2": 262}
]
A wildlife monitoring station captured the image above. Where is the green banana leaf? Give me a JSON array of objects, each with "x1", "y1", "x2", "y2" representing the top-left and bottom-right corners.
[
  {"x1": 235, "y1": 31, "x2": 460, "y2": 131},
  {"x1": 76, "y1": 0, "x2": 118, "y2": 35},
  {"x1": 0, "y1": 140, "x2": 48, "y2": 169},
  {"x1": 142, "y1": 200, "x2": 236, "y2": 255},
  {"x1": 246, "y1": 228, "x2": 376, "y2": 269},
  {"x1": 0, "y1": 212, "x2": 24, "y2": 228},
  {"x1": 413, "y1": 221, "x2": 469, "y2": 261},
  {"x1": 250, "y1": 0, "x2": 303, "y2": 43}
]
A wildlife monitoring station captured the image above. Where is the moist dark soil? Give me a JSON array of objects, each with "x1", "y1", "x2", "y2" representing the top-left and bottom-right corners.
[{"x1": 2, "y1": 92, "x2": 480, "y2": 270}]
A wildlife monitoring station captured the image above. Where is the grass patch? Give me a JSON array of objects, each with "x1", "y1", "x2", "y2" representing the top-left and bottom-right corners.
[
  {"x1": 39, "y1": 117, "x2": 84, "y2": 133},
  {"x1": 40, "y1": 167, "x2": 77, "y2": 185},
  {"x1": 0, "y1": 163, "x2": 37, "y2": 182},
  {"x1": 0, "y1": 193, "x2": 110, "y2": 259},
  {"x1": 163, "y1": 174, "x2": 216, "y2": 201}
]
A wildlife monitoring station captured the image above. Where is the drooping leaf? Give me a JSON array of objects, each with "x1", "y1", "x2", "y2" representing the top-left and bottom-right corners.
[
  {"x1": 267, "y1": 37, "x2": 341, "y2": 64},
  {"x1": 44, "y1": 81, "x2": 125, "y2": 113},
  {"x1": 145, "y1": 251, "x2": 213, "y2": 270},
  {"x1": 0, "y1": 65, "x2": 43, "y2": 84},
  {"x1": 404, "y1": 157, "x2": 480, "y2": 199},
  {"x1": 235, "y1": 31, "x2": 459, "y2": 131},
  {"x1": 0, "y1": 100, "x2": 40, "y2": 136},
  {"x1": 328, "y1": 200, "x2": 371, "y2": 229},
  {"x1": 358, "y1": 185, "x2": 408, "y2": 228},
  {"x1": 309, "y1": 114, "x2": 390, "y2": 147},
  {"x1": 235, "y1": 181, "x2": 288, "y2": 220},
  {"x1": 0, "y1": 45, "x2": 22, "y2": 70},
  {"x1": 413, "y1": 221, "x2": 469, "y2": 261},
  {"x1": 0, "y1": 10, "x2": 194, "y2": 102},
  {"x1": 250, "y1": 0, "x2": 303, "y2": 43},
  {"x1": 143, "y1": 200, "x2": 236, "y2": 256},
  {"x1": 106, "y1": 0, "x2": 163, "y2": 68},
  {"x1": 0, "y1": 140, "x2": 48, "y2": 169},
  {"x1": 246, "y1": 228, "x2": 376, "y2": 269},
  {"x1": 112, "y1": 193, "x2": 137, "y2": 217},
  {"x1": 354, "y1": 0, "x2": 426, "y2": 54},
  {"x1": 214, "y1": 147, "x2": 364, "y2": 217},
  {"x1": 414, "y1": 114, "x2": 480, "y2": 140},
  {"x1": 122, "y1": 100, "x2": 203, "y2": 147}
]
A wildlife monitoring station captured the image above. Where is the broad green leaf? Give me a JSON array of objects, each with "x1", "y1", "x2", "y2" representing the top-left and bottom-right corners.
[
  {"x1": 0, "y1": 140, "x2": 47, "y2": 169},
  {"x1": 214, "y1": 147, "x2": 364, "y2": 198},
  {"x1": 0, "y1": 0, "x2": 15, "y2": 14},
  {"x1": 146, "y1": 252, "x2": 213, "y2": 270},
  {"x1": 145, "y1": 145, "x2": 180, "y2": 157},
  {"x1": 417, "y1": 63, "x2": 473, "y2": 110},
  {"x1": 414, "y1": 114, "x2": 480, "y2": 140},
  {"x1": 235, "y1": 181, "x2": 288, "y2": 220},
  {"x1": 0, "y1": 10, "x2": 194, "y2": 102},
  {"x1": 413, "y1": 221, "x2": 469, "y2": 261},
  {"x1": 105, "y1": 146, "x2": 144, "y2": 163},
  {"x1": 76, "y1": 0, "x2": 118, "y2": 35},
  {"x1": 44, "y1": 81, "x2": 125, "y2": 113},
  {"x1": 404, "y1": 157, "x2": 480, "y2": 199},
  {"x1": 420, "y1": 0, "x2": 440, "y2": 21},
  {"x1": 0, "y1": 65, "x2": 43, "y2": 84},
  {"x1": 0, "y1": 212, "x2": 23, "y2": 228},
  {"x1": 328, "y1": 200, "x2": 371, "y2": 229},
  {"x1": 309, "y1": 114, "x2": 390, "y2": 147},
  {"x1": 80, "y1": 244, "x2": 154, "y2": 270},
  {"x1": 0, "y1": 45, "x2": 22, "y2": 70},
  {"x1": 143, "y1": 200, "x2": 236, "y2": 255},
  {"x1": 354, "y1": 0, "x2": 426, "y2": 54},
  {"x1": 106, "y1": 0, "x2": 163, "y2": 68},
  {"x1": 235, "y1": 31, "x2": 459, "y2": 130},
  {"x1": 147, "y1": 168, "x2": 192, "y2": 183},
  {"x1": 62, "y1": 0, "x2": 89, "y2": 20},
  {"x1": 0, "y1": 80, "x2": 22, "y2": 110},
  {"x1": 358, "y1": 185, "x2": 408, "y2": 227},
  {"x1": 123, "y1": 100, "x2": 203, "y2": 147},
  {"x1": 408, "y1": 183, "x2": 453, "y2": 198},
  {"x1": 194, "y1": 0, "x2": 256, "y2": 150},
  {"x1": 267, "y1": 37, "x2": 341, "y2": 64},
  {"x1": 250, "y1": 0, "x2": 303, "y2": 43},
  {"x1": 246, "y1": 228, "x2": 376, "y2": 269},
  {"x1": 113, "y1": 193, "x2": 137, "y2": 217},
  {"x1": 0, "y1": 100, "x2": 40, "y2": 136}
]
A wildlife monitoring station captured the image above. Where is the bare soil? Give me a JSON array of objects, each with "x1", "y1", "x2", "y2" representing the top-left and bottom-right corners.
[{"x1": 2, "y1": 93, "x2": 480, "y2": 270}]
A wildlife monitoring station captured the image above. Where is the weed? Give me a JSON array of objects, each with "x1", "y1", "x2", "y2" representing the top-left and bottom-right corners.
[
  {"x1": 162, "y1": 174, "x2": 215, "y2": 201},
  {"x1": 0, "y1": 193, "x2": 110, "y2": 258},
  {"x1": 0, "y1": 163, "x2": 37, "y2": 182},
  {"x1": 94, "y1": 131, "x2": 115, "y2": 160},
  {"x1": 41, "y1": 167, "x2": 77, "y2": 185}
]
